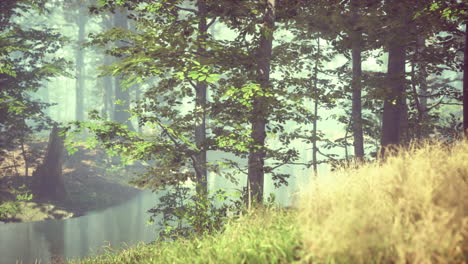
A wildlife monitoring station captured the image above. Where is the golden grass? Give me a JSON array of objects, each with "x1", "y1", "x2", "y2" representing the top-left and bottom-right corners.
[
  {"x1": 296, "y1": 139, "x2": 468, "y2": 263},
  {"x1": 71, "y1": 139, "x2": 468, "y2": 263}
]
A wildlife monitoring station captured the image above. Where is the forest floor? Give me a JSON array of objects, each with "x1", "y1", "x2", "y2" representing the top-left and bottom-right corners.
[{"x1": 0, "y1": 136, "x2": 144, "y2": 222}]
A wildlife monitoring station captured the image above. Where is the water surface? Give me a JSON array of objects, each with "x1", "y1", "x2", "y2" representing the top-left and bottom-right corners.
[{"x1": 0, "y1": 190, "x2": 161, "y2": 263}]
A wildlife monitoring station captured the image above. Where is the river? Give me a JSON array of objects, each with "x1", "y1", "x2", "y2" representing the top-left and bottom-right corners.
[{"x1": 0, "y1": 190, "x2": 161, "y2": 263}]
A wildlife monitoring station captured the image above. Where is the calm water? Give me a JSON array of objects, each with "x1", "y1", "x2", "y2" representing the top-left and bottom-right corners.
[{"x1": 0, "y1": 190, "x2": 161, "y2": 263}]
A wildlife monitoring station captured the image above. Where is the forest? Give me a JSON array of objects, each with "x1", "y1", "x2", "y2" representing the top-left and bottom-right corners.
[{"x1": 0, "y1": 0, "x2": 467, "y2": 263}]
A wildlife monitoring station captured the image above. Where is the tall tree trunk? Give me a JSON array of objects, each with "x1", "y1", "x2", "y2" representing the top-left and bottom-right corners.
[
  {"x1": 113, "y1": 8, "x2": 134, "y2": 131},
  {"x1": 463, "y1": 22, "x2": 467, "y2": 140},
  {"x1": 247, "y1": 0, "x2": 275, "y2": 207},
  {"x1": 311, "y1": 39, "x2": 320, "y2": 177},
  {"x1": 381, "y1": 41, "x2": 407, "y2": 156},
  {"x1": 102, "y1": 15, "x2": 114, "y2": 121},
  {"x1": 129, "y1": 19, "x2": 142, "y2": 133},
  {"x1": 135, "y1": 83, "x2": 142, "y2": 133},
  {"x1": 411, "y1": 36, "x2": 429, "y2": 140},
  {"x1": 350, "y1": 0, "x2": 364, "y2": 163},
  {"x1": 102, "y1": 56, "x2": 113, "y2": 120},
  {"x1": 194, "y1": 0, "x2": 208, "y2": 196},
  {"x1": 75, "y1": 6, "x2": 86, "y2": 121},
  {"x1": 380, "y1": 5, "x2": 408, "y2": 157}
]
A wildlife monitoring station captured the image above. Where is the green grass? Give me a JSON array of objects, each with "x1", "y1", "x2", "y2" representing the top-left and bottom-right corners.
[
  {"x1": 72, "y1": 209, "x2": 302, "y2": 264},
  {"x1": 71, "y1": 139, "x2": 468, "y2": 264}
]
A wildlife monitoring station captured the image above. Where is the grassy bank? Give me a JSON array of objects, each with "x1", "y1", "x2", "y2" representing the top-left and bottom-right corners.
[{"x1": 73, "y1": 139, "x2": 467, "y2": 263}]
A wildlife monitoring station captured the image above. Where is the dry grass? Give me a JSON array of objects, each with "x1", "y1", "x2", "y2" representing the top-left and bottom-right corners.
[
  {"x1": 296, "y1": 139, "x2": 468, "y2": 263},
  {"x1": 74, "y1": 139, "x2": 468, "y2": 264}
]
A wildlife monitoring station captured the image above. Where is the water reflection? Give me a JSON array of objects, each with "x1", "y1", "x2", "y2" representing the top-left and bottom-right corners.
[{"x1": 0, "y1": 190, "x2": 160, "y2": 263}]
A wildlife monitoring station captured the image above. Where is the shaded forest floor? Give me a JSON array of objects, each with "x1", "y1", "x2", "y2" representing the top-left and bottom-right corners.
[{"x1": 0, "y1": 136, "x2": 143, "y2": 222}]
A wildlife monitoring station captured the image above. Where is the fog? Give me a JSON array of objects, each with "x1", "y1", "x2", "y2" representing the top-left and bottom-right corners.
[{"x1": 0, "y1": 0, "x2": 464, "y2": 262}]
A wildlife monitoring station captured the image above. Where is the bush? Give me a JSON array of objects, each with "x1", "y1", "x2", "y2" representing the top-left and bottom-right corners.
[{"x1": 0, "y1": 184, "x2": 33, "y2": 221}]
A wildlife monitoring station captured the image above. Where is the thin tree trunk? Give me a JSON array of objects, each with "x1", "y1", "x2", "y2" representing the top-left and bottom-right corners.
[
  {"x1": 463, "y1": 22, "x2": 467, "y2": 140},
  {"x1": 113, "y1": 8, "x2": 134, "y2": 131},
  {"x1": 129, "y1": 19, "x2": 142, "y2": 133},
  {"x1": 135, "y1": 84, "x2": 142, "y2": 133},
  {"x1": 247, "y1": 0, "x2": 275, "y2": 207},
  {"x1": 102, "y1": 15, "x2": 114, "y2": 121},
  {"x1": 75, "y1": 6, "x2": 86, "y2": 121},
  {"x1": 194, "y1": 0, "x2": 208, "y2": 196},
  {"x1": 311, "y1": 39, "x2": 320, "y2": 178},
  {"x1": 410, "y1": 36, "x2": 428, "y2": 141},
  {"x1": 20, "y1": 125, "x2": 28, "y2": 177},
  {"x1": 350, "y1": 0, "x2": 364, "y2": 163},
  {"x1": 417, "y1": 36, "x2": 428, "y2": 139}
]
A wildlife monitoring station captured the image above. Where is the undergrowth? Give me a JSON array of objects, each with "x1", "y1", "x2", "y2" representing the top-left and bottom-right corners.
[{"x1": 71, "y1": 139, "x2": 468, "y2": 264}]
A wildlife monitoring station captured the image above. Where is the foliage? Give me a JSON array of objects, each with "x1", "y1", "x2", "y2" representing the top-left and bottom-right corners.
[
  {"x1": 0, "y1": 184, "x2": 33, "y2": 221},
  {"x1": 0, "y1": 0, "x2": 70, "y2": 161},
  {"x1": 146, "y1": 182, "x2": 280, "y2": 241},
  {"x1": 147, "y1": 184, "x2": 249, "y2": 241}
]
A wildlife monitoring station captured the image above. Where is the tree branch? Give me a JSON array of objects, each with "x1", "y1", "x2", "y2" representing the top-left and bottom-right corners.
[
  {"x1": 316, "y1": 148, "x2": 338, "y2": 161},
  {"x1": 175, "y1": 6, "x2": 198, "y2": 14},
  {"x1": 207, "y1": 17, "x2": 216, "y2": 29}
]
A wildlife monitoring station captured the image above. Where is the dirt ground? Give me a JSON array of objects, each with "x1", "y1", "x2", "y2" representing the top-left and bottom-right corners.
[{"x1": 0, "y1": 136, "x2": 145, "y2": 222}]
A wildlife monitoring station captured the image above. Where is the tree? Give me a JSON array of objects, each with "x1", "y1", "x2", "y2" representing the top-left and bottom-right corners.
[
  {"x1": 380, "y1": 1, "x2": 410, "y2": 156},
  {"x1": 350, "y1": 0, "x2": 364, "y2": 162},
  {"x1": 246, "y1": 0, "x2": 276, "y2": 205},
  {"x1": 0, "y1": 0, "x2": 68, "y2": 218},
  {"x1": 113, "y1": 8, "x2": 135, "y2": 131},
  {"x1": 465, "y1": 22, "x2": 467, "y2": 140},
  {"x1": 0, "y1": 0, "x2": 69, "y2": 161}
]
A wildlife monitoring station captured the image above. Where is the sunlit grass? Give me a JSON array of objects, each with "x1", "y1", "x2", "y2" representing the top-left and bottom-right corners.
[
  {"x1": 298, "y1": 139, "x2": 468, "y2": 263},
  {"x1": 73, "y1": 139, "x2": 468, "y2": 263},
  {"x1": 72, "y1": 209, "x2": 302, "y2": 264}
]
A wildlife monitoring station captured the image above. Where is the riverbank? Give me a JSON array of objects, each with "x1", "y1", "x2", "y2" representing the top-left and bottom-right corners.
[
  {"x1": 72, "y1": 139, "x2": 467, "y2": 263},
  {"x1": 0, "y1": 137, "x2": 142, "y2": 222}
]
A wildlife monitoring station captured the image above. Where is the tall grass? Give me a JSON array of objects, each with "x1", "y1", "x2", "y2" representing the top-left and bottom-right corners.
[
  {"x1": 297, "y1": 139, "x2": 468, "y2": 263},
  {"x1": 73, "y1": 139, "x2": 467, "y2": 263}
]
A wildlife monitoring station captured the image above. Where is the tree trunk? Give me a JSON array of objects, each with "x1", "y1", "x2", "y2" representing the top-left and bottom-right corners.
[
  {"x1": 350, "y1": 1, "x2": 364, "y2": 162},
  {"x1": 194, "y1": 0, "x2": 208, "y2": 196},
  {"x1": 411, "y1": 36, "x2": 429, "y2": 140},
  {"x1": 311, "y1": 39, "x2": 320, "y2": 177},
  {"x1": 464, "y1": 22, "x2": 467, "y2": 140},
  {"x1": 75, "y1": 6, "x2": 86, "y2": 121},
  {"x1": 33, "y1": 125, "x2": 67, "y2": 201},
  {"x1": 113, "y1": 8, "x2": 134, "y2": 131},
  {"x1": 381, "y1": 40, "x2": 406, "y2": 157},
  {"x1": 247, "y1": 0, "x2": 275, "y2": 207},
  {"x1": 102, "y1": 15, "x2": 114, "y2": 121}
]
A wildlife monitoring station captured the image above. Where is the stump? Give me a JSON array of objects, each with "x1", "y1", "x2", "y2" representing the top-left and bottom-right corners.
[{"x1": 33, "y1": 125, "x2": 67, "y2": 201}]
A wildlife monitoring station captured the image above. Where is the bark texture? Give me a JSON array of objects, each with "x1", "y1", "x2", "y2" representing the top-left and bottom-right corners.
[
  {"x1": 464, "y1": 23, "x2": 468, "y2": 140},
  {"x1": 194, "y1": 0, "x2": 208, "y2": 196},
  {"x1": 350, "y1": 0, "x2": 364, "y2": 162},
  {"x1": 248, "y1": 0, "x2": 275, "y2": 206},
  {"x1": 380, "y1": 4, "x2": 408, "y2": 158}
]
